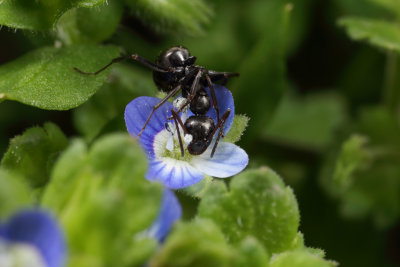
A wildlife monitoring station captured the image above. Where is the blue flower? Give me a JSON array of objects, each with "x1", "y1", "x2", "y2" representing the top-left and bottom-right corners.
[
  {"x1": 0, "y1": 209, "x2": 65, "y2": 267},
  {"x1": 125, "y1": 84, "x2": 248, "y2": 189},
  {"x1": 147, "y1": 189, "x2": 182, "y2": 242}
]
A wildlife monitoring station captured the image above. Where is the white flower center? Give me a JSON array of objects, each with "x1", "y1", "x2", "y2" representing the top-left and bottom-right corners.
[
  {"x1": 172, "y1": 97, "x2": 189, "y2": 113},
  {"x1": 0, "y1": 239, "x2": 46, "y2": 267},
  {"x1": 154, "y1": 112, "x2": 194, "y2": 161}
]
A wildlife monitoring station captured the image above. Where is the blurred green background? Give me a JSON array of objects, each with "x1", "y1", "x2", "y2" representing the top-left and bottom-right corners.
[{"x1": 1, "y1": 0, "x2": 400, "y2": 266}]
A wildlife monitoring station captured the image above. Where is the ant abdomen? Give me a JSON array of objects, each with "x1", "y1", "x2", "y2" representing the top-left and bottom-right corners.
[
  {"x1": 187, "y1": 140, "x2": 210, "y2": 155},
  {"x1": 184, "y1": 116, "x2": 215, "y2": 141}
]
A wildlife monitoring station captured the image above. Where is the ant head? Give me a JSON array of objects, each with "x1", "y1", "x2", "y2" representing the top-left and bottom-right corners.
[{"x1": 157, "y1": 46, "x2": 196, "y2": 68}]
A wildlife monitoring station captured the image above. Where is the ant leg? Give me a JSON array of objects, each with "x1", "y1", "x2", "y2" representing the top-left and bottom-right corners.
[
  {"x1": 176, "y1": 68, "x2": 204, "y2": 113},
  {"x1": 131, "y1": 54, "x2": 171, "y2": 72},
  {"x1": 166, "y1": 69, "x2": 203, "y2": 120},
  {"x1": 209, "y1": 109, "x2": 231, "y2": 158},
  {"x1": 73, "y1": 54, "x2": 170, "y2": 75},
  {"x1": 171, "y1": 109, "x2": 187, "y2": 134},
  {"x1": 205, "y1": 74, "x2": 220, "y2": 123},
  {"x1": 137, "y1": 84, "x2": 182, "y2": 138},
  {"x1": 171, "y1": 109, "x2": 185, "y2": 157},
  {"x1": 207, "y1": 70, "x2": 239, "y2": 85}
]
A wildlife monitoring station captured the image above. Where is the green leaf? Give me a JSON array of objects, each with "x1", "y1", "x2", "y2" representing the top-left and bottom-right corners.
[
  {"x1": 234, "y1": 237, "x2": 270, "y2": 267},
  {"x1": 369, "y1": 0, "x2": 400, "y2": 18},
  {"x1": 149, "y1": 219, "x2": 269, "y2": 267},
  {"x1": 42, "y1": 134, "x2": 163, "y2": 267},
  {"x1": 149, "y1": 219, "x2": 234, "y2": 267},
  {"x1": 232, "y1": 3, "x2": 291, "y2": 143},
  {"x1": 265, "y1": 92, "x2": 346, "y2": 150},
  {"x1": 269, "y1": 250, "x2": 337, "y2": 267},
  {"x1": 223, "y1": 114, "x2": 249, "y2": 143},
  {"x1": 198, "y1": 167, "x2": 300, "y2": 253},
  {"x1": 339, "y1": 17, "x2": 400, "y2": 52},
  {"x1": 332, "y1": 134, "x2": 371, "y2": 188},
  {"x1": 0, "y1": 169, "x2": 32, "y2": 218},
  {"x1": 0, "y1": 0, "x2": 106, "y2": 30},
  {"x1": 181, "y1": 175, "x2": 213, "y2": 199},
  {"x1": 1, "y1": 122, "x2": 68, "y2": 188},
  {"x1": 0, "y1": 45, "x2": 120, "y2": 110},
  {"x1": 124, "y1": 0, "x2": 212, "y2": 36},
  {"x1": 73, "y1": 63, "x2": 155, "y2": 141},
  {"x1": 321, "y1": 106, "x2": 400, "y2": 227},
  {"x1": 56, "y1": 1, "x2": 123, "y2": 45}
]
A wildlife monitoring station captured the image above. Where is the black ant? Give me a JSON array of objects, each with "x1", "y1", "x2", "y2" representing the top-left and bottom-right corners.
[{"x1": 74, "y1": 46, "x2": 239, "y2": 157}]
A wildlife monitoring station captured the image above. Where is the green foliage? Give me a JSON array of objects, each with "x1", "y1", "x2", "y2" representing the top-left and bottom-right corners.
[
  {"x1": 0, "y1": 45, "x2": 119, "y2": 110},
  {"x1": 339, "y1": 17, "x2": 400, "y2": 52},
  {"x1": 149, "y1": 219, "x2": 270, "y2": 267},
  {"x1": 233, "y1": 3, "x2": 291, "y2": 143},
  {"x1": 56, "y1": 2, "x2": 124, "y2": 45},
  {"x1": 4, "y1": 0, "x2": 400, "y2": 266},
  {"x1": 149, "y1": 219, "x2": 235, "y2": 267},
  {"x1": 181, "y1": 175, "x2": 213, "y2": 199},
  {"x1": 198, "y1": 168, "x2": 300, "y2": 254},
  {"x1": 0, "y1": 0, "x2": 106, "y2": 30},
  {"x1": 332, "y1": 134, "x2": 370, "y2": 188},
  {"x1": 1, "y1": 122, "x2": 68, "y2": 188},
  {"x1": 223, "y1": 114, "x2": 249, "y2": 143},
  {"x1": 73, "y1": 64, "x2": 155, "y2": 141},
  {"x1": 322, "y1": 106, "x2": 400, "y2": 227},
  {"x1": 0, "y1": 169, "x2": 32, "y2": 217},
  {"x1": 369, "y1": 0, "x2": 400, "y2": 18},
  {"x1": 269, "y1": 250, "x2": 337, "y2": 267},
  {"x1": 124, "y1": 0, "x2": 212, "y2": 36},
  {"x1": 42, "y1": 134, "x2": 163, "y2": 267},
  {"x1": 266, "y1": 92, "x2": 346, "y2": 150}
]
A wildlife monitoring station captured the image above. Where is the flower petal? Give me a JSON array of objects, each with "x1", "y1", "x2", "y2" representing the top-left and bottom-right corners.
[
  {"x1": 147, "y1": 189, "x2": 182, "y2": 242},
  {"x1": 3, "y1": 210, "x2": 65, "y2": 267},
  {"x1": 125, "y1": 96, "x2": 174, "y2": 158},
  {"x1": 186, "y1": 84, "x2": 235, "y2": 133},
  {"x1": 146, "y1": 159, "x2": 204, "y2": 189},
  {"x1": 190, "y1": 142, "x2": 248, "y2": 178},
  {"x1": 0, "y1": 223, "x2": 5, "y2": 239}
]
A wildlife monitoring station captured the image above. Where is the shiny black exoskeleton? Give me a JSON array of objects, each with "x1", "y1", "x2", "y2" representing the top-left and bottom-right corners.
[
  {"x1": 73, "y1": 46, "x2": 237, "y2": 157},
  {"x1": 184, "y1": 116, "x2": 215, "y2": 155}
]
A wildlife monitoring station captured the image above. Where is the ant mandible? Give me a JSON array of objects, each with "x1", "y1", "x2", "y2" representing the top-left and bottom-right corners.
[{"x1": 74, "y1": 46, "x2": 239, "y2": 158}]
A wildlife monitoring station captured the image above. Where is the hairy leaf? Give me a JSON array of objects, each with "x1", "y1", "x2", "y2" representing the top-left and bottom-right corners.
[
  {"x1": 42, "y1": 134, "x2": 163, "y2": 267},
  {"x1": 1, "y1": 122, "x2": 68, "y2": 188},
  {"x1": 224, "y1": 114, "x2": 249, "y2": 143},
  {"x1": 73, "y1": 64, "x2": 155, "y2": 141},
  {"x1": 0, "y1": 45, "x2": 119, "y2": 110},
  {"x1": 56, "y1": 1, "x2": 123, "y2": 45},
  {"x1": 339, "y1": 17, "x2": 400, "y2": 52},
  {"x1": 125, "y1": 0, "x2": 212, "y2": 36},
  {"x1": 266, "y1": 92, "x2": 346, "y2": 150},
  {"x1": 270, "y1": 250, "x2": 337, "y2": 267},
  {"x1": 199, "y1": 167, "x2": 300, "y2": 253},
  {"x1": 322, "y1": 106, "x2": 400, "y2": 227},
  {"x1": 149, "y1": 219, "x2": 269, "y2": 267},
  {"x1": 333, "y1": 134, "x2": 371, "y2": 188},
  {"x1": 0, "y1": 0, "x2": 106, "y2": 30},
  {"x1": 0, "y1": 169, "x2": 32, "y2": 217},
  {"x1": 369, "y1": 0, "x2": 400, "y2": 18}
]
